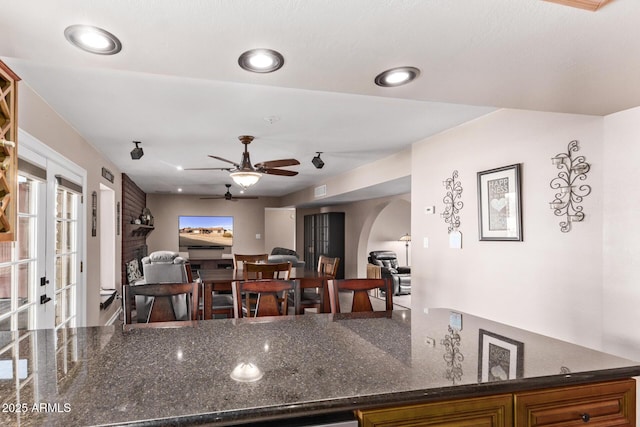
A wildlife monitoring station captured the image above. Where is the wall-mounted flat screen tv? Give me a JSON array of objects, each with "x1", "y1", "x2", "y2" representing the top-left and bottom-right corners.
[{"x1": 178, "y1": 216, "x2": 233, "y2": 249}]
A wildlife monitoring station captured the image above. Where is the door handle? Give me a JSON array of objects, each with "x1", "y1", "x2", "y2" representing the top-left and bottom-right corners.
[{"x1": 40, "y1": 294, "x2": 52, "y2": 304}]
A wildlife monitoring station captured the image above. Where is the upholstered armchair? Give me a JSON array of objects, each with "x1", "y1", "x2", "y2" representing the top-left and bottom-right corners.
[
  {"x1": 136, "y1": 251, "x2": 190, "y2": 322},
  {"x1": 367, "y1": 251, "x2": 411, "y2": 295}
]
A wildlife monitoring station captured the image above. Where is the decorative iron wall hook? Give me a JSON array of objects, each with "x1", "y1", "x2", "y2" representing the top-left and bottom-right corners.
[
  {"x1": 441, "y1": 170, "x2": 463, "y2": 233},
  {"x1": 549, "y1": 140, "x2": 591, "y2": 232}
]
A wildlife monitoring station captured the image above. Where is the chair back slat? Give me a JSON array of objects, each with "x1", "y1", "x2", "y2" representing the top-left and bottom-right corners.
[
  {"x1": 123, "y1": 282, "x2": 199, "y2": 326},
  {"x1": 318, "y1": 255, "x2": 340, "y2": 278},
  {"x1": 232, "y1": 279, "x2": 298, "y2": 318},
  {"x1": 243, "y1": 261, "x2": 291, "y2": 280},
  {"x1": 328, "y1": 278, "x2": 393, "y2": 313},
  {"x1": 233, "y1": 253, "x2": 269, "y2": 270}
]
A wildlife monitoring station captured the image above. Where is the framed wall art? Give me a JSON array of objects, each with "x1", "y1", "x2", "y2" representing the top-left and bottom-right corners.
[
  {"x1": 477, "y1": 329, "x2": 524, "y2": 382},
  {"x1": 477, "y1": 163, "x2": 522, "y2": 241}
]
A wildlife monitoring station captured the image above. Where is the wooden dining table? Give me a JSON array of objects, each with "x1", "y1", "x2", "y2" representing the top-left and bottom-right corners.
[{"x1": 198, "y1": 267, "x2": 332, "y2": 319}]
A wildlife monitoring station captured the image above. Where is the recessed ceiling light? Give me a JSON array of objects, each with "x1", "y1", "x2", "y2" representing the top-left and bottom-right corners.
[
  {"x1": 374, "y1": 66, "x2": 420, "y2": 87},
  {"x1": 238, "y1": 49, "x2": 284, "y2": 73},
  {"x1": 64, "y1": 25, "x2": 122, "y2": 55}
]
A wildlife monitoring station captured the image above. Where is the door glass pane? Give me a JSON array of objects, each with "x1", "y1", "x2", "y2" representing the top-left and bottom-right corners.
[
  {"x1": 67, "y1": 256, "x2": 76, "y2": 287},
  {"x1": 65, "y1": 288, "x2": 74, "y2": 320},
  {"x1": 18, "y1": 178, "x2": 34, "y2": 214},
  {"x1": 65, "y1": 221, "x2": 74, "y2": 252},
  {"x1": 56, "y1": 188, "x2": 63, "y2": 218},
  {"x1": 0, "y1": 242, "x2": 10, "y2": 263},
  {"x1": 17, "y1": 217, "x2": 33, "y2": 260},
  {"x1": 16, "y1": 307, "x2": 30, "y2": 330},
  {"x1": 55, "y1": 220, "x2": 63, "y2": 253},
  {"x1": 0, "y1": 265, "x2": 11, "y2": 318},
  {"x1": 55, "y1": 291, "x2": 63, "y2": 326},
  {"x1": 17, "y1": 263, "x2": 31, "y2": 308},
  {"x1": 55, "y1": 256, "x2": 62, "y2": 290},
  {"x1": 65, "y1": 191, "x2": 75, "y2": 220}
]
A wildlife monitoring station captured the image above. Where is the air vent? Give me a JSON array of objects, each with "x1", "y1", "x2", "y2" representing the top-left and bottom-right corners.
[{"x1": 314, "y1": 185, "x2": 327, "y2": 198}]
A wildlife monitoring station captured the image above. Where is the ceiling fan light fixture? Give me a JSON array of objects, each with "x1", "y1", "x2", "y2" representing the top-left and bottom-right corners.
[
  {"x1": 229, "y1": 170, "x2": 262, "y2": 189},
  {"x1": 238, "y1": 49, "x2": 284, "y2": 73},
  {"x1": 64, "y1": 25, "x2": 122, "y2": 55},
  {"x1": 374, "y1": 66, "x2": 420, "y2": 87}
]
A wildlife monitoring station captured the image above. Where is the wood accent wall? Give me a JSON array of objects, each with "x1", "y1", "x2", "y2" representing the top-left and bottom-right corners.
[{"x1": 121, "y1": 174, "x2": 148, "y2": 287}]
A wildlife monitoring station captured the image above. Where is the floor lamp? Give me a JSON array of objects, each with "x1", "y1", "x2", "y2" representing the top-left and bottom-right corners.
[{"x1": 399, "y1": 233, "x2": 411, "y2": 266}]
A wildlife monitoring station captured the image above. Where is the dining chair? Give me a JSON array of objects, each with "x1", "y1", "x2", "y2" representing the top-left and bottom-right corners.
[
  {"x1": 196, "y1": 278, "x2": 235, "y2": 320},
  {"x1": 123, "y1": 282, "x2": 199, "y2": 326},
  {"x1": 294, "y1": 256, "x2": 340, "y2": 314},
  {"x1": 232, "y1": 279, "x2": 299, "y2": 318},
  {"x1": 327, "y1": 278, "x2": 393, "y2": 313},
  {"x1": 242, "y1": 261, "x2": 292, "y2": 315},
  {"x1": 233, "y1": 253, "x2": 269, "y2": 270},
  {"x1": 242, "y1": 261, "x2": 292, "y2": 280}
]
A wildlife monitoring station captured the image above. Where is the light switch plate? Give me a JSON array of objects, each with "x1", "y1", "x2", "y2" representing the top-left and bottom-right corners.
[
  {"x1": 255, "y1": 234, "x2": 261, "y2": 240},
  {"x1": 423, "y1": 237, "x2": 429, "y2": 248}
]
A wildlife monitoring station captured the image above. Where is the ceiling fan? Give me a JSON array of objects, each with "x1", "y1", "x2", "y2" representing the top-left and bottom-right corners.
[
  {"x1": 200, "y1": 184, "x2": 258, "y2": 201},
  {"x1": 185, "y1": 135, "x2": 300, "y2": 188}
]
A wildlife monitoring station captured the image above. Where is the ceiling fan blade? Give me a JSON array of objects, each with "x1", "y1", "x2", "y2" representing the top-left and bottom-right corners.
[
  {"x1": 255, "y1": 158, "x2": 300, "y2": 168},
  {"x1": 199, "y1": 195, "x2": 225, "y2": 199},
  {"x1": 262, "y1": 168, "x2": 298, "y2": 176},
  {"x1": 231, "y1": 195, "x2": 259, "y2": 199},
  {"x1": 208, "y1": 155, "x2": 240, "y2": 168},
  {"x1": 184, "y1": 167, "x2": 233, "y2": 171}
]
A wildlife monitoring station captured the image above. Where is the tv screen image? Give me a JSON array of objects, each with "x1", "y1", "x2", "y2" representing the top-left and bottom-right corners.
[{"x1": 178, "y1": 216, "x2": 233, "y2": 248}]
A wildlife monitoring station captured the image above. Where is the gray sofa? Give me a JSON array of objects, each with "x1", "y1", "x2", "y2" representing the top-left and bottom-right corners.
[{"x1": 267, "y1": 247, "x2": 305, "y2": 268}]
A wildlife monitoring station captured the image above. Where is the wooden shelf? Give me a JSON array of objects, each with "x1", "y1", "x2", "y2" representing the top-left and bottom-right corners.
[{"x1": 127, "y1": 224, "x2": 155, "y2": 237}]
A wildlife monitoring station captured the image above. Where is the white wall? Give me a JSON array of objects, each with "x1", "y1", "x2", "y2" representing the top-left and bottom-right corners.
[
  {"x1": 367, "y1": 199, "x2": 411, "y2": 265},
  {"x1": 146, "y1": 194, "x2": 280, "y2": 255},
  {"x1": 411, "y1": 109, "x2": 605, "y2": 350},
  {"x1": 602, "y1": 107, "x2": 640, "y2": 360},
  {"x1": 264, "y1": 208, "x2": 296, "y2": 252},
  {"x1": 19, "y1": 83, "x2": 123, "y2": 326}
]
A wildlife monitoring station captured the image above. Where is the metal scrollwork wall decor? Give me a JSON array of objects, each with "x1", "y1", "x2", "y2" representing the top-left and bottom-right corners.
[
  {"x1": 441, "y1": 170, "x2": 463, "y2": 233},
  {"x1": 549, "y1": 140, "x2": 591, "y2": 233},
  {"x1": 91, "y1": 191, "x2": 97, "y2": 237},
  {"x1": 441, "y1": 325, "x2": 464, "y2": 384}
]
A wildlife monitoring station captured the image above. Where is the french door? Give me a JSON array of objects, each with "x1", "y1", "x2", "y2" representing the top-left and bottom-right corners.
[
  {"x1": 0, "y1": 131, "x2": 85, "y2": 331},
  {"x1": 42, "y1": 161, "x2": 83, "y2": 330}
]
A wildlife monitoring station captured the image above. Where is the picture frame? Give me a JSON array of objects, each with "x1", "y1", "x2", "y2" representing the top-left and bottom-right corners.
[
  {"x1": 477, "y1": 329, "x2": 524, "y2": 382},
  {"x1": 477, "y1": 163, "x2": 522, "y2": 241}
]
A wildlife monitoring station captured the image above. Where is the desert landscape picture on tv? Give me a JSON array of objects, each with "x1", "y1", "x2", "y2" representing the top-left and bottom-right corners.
[{"x1": 178, "y1": 216, "x2": 233, "y2": 248}]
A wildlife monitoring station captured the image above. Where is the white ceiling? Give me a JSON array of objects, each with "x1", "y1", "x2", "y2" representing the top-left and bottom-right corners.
[{"x1": 1, "y1": 0, "x2": 639, "y2": 199}]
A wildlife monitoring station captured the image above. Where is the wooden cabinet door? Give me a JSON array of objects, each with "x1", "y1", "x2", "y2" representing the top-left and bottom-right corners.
[
  {"x1": 356, "y1": 394, "x2": 513, "y2": 427},
  {"x1": 514, "y1": 379, "x2": 636, "y2": 426},
  {"x1": 0, "y1": 60, "x2": 19, "y2": 242}
]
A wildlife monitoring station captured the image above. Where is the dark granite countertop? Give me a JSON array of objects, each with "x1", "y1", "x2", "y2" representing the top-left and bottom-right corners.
[{"x1": 1, "y1": 308, "x2": 639, "y2": 426}]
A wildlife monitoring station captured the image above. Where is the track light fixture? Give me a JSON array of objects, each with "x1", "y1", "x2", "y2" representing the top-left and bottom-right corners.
[
  {"x1": 130, "y1": 141, "x2": 144, "y2": 160},
  {"x1": 312, "y1": 152, "x2": 324, "y2": 169}
]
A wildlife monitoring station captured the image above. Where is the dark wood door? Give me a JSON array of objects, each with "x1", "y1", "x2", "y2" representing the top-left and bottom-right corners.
[{"x1": 304, "y1": 212, "x2": 345, "y2": 278}]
